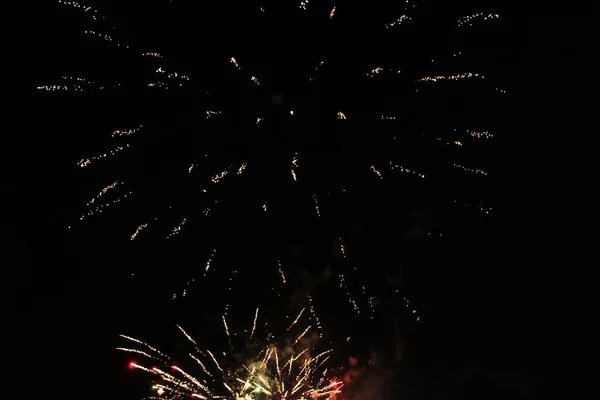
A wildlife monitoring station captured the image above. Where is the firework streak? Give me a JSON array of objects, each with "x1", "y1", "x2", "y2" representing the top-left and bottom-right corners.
[{"x1": 119, "y1": 309, "x2": 343, "y2": 400}]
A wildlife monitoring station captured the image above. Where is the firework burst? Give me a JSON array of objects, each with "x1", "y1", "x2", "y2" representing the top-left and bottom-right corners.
[
  {"x1": 119, "y1": 309, "x2": 343, "y2": 400},
  {"x1": 43, "y1": 1, "x2": 503, "y2": 241}
]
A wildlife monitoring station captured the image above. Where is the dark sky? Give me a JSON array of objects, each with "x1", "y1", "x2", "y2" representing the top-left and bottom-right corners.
[{"x1": 13, "y1": 2, "x2": 574, "y2": 400}]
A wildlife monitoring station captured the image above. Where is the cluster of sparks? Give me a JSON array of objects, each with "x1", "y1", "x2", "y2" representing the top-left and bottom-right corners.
[
  {"x1": 112, "y1": 125, "x2": 142, "y2": 138},
  {"x1": 367, "y1": 67, "x2": 401, "y2": 78},
  {"x1": 206, "y1": 110, "x2": 222, "y2": 119},
  {"x1": 389, "y1": 163, "x2": 425, "y2": 178},
  {"x1": 299, "y1": 0, "x2": 310, "y2": 10},
  {"x1": 435, "y1": 137, "x2": 463, "y2": 147},
  {"x1": 306, "y1": 294, "x2": 322, "y2": 337},
  {"x1": 80, "y1": 181, "x2": 131, "y2": 220},
  {"x1": 384, "y1": 15, "x2": 410, "y2": 28},
  {"x1": 466, "y1": 130, "x2": 493, "y2": 139},
  {"x1": 312, "y1": 195, "x2": 320, "y2": 217},
  {"x1": 55, "y1": 2, "x2": 501, "y2": 249},
  {"x1": 84, "y1": 30, "x2": 129, "y2": 48},
  {"x1": 131, "y1": 222, "x2": 149, "y2": 240},
  {"x1": 278, "y1": 261, "x2": 287, "y2": 284},
  {"x1": 453, "y1": 164, "x2": 488, "y2": 176},
  {"x1": 37, "y1": 76, "x2": 102, "y2": 92},
  {"x1": 418, "y1": 72, "x2": 482, "y2": 82},
  {"x1": 86, "y1": 181, "x2": 119, "y2": 206},
  {"x1": 291, "y1": 154, "x2": 299, "y2": 182},
  {"x1": 402, "y1": 296, "x2": 420, "y2": 322},
  {"x1": 78, "y1": 143, "x2": 130, "y2": 168},
  {"x1": 166, "y1": 217, "x2": 187, "y2": 239},
  {"x1": 58, "y1": 0, "x2": 106, "y2": 21},
  {"x1": 119, "y1": 310, "x2": 342, "y2": 400},
  {"x1": 457, "y1": 13, "x2": 500, "y2": 28},
  {"x1": 338, "y1": 274, "x2": 360, "y2": 314},
  {"x1": 211, "y1": 168, "x2": 230, "y2": 183},
  {"x1": 453, "y1": 200, "x2": 492, "y2": 215},
  {"x1": 205, "y1": 249, "x2": 217, "y2": 273},
  {"x1": 370, "y1": 165, "x2": 383, "y2": 179},
  {"x1": 148, "y1": 81, "x2": 169, "y2": 89}
]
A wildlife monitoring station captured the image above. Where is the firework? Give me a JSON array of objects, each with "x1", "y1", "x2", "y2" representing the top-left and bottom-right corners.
[
  {"x1": 119, "y1": 310, "x2": 343, "y2": 400},
  {"x1": 50, "y1": 2, "x2": 503, "y2": 242}
]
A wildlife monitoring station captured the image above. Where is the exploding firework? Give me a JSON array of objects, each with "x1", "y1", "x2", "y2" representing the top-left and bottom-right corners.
[
  {"x1": 119, "y1": 309, "x2": 343, "y2": 400},
  {"x1": 43, "y1": 1, "x2": 503, "y2": 241}
]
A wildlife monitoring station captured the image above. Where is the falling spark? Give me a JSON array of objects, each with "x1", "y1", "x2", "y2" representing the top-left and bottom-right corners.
[
  {"x1": 112, "y1": 125, "x2": 142, "y2": 138},
  {"x1": 222, "y1": 315, "x2": 230, "y2": 339},
  {"x1": 277, "y1": 261, "x2": 287, "y2": 284},
  {"x1": 250, "y1": 308, "x2": 259, "y2": 338},
  {"x1": 287, "y1": 308, "x2": 305, "y2": 331},
  {"x1": 131, "y1": 223, "x2": 149, "y2": 240},
  {"x1": 293, "y1": 325, "x2": 311, "y2": 345},
  {"x1": 78, "y1": 143, "x2": 130, "y2": 167},
  {"x1": 205, "y1": 249, "x2": 216, "y2": 272},
  {"x1": 370, "y1": 165, "x2": 383, "y2": 179},
  {"x1": 177, "y1": 325, "x2": 198, "y2": 346},
  {"x1": 166, "y1": 217, "x2": 187, "y2": 239}
]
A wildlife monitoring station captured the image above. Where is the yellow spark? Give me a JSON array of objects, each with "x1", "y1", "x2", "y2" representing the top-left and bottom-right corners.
[
  {"x1": 257, "y1": 374, "x2": 270, "y2": 388},
  {"x1": 115, "y1": 348, "x2": 158, "y2": 360},
  {"x1": 278, "y1": 261, "x2": 287, "y2": 284},
  {"x1": 207, "y1": 350, "x2": 224, "y2": 372},
  {"x1": 287, "y1": 308, "x2": 305, "y2": 331},
  {"x1": 252, "y1": 382, "x2": 271, "y2": 395},
  {"x1": 128, "y1": 362, "x2": 153, "y2": 373},
  {"x1": 119, "y1": 334, "x2": 167, "y2": 358},
  {"x1": 189, "y1": 353, "x2": 213, "y2": 377},
  {"x1": 130, "y1": 223, "x2": 148, "y2": 240},
  {"x1": 177, "y1": 325, "x2": 198, "y2": 345},
  {"x1": 329, "y1": 7, "x2": 336, "y2": 18},
  {"x1": 250, "y1": 308, "x2": 259, "y2": 338},
  {"x1": 223, "y1": 315, "x2": 231, "y2": 339},
  {"x1": 293, "y1": 326, "x2": 311, "y2": 345}
]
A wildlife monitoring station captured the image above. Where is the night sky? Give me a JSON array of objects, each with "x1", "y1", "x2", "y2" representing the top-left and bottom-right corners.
[{"x1": 16, "y1": 1, "x2": 574, "y2": 399}]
